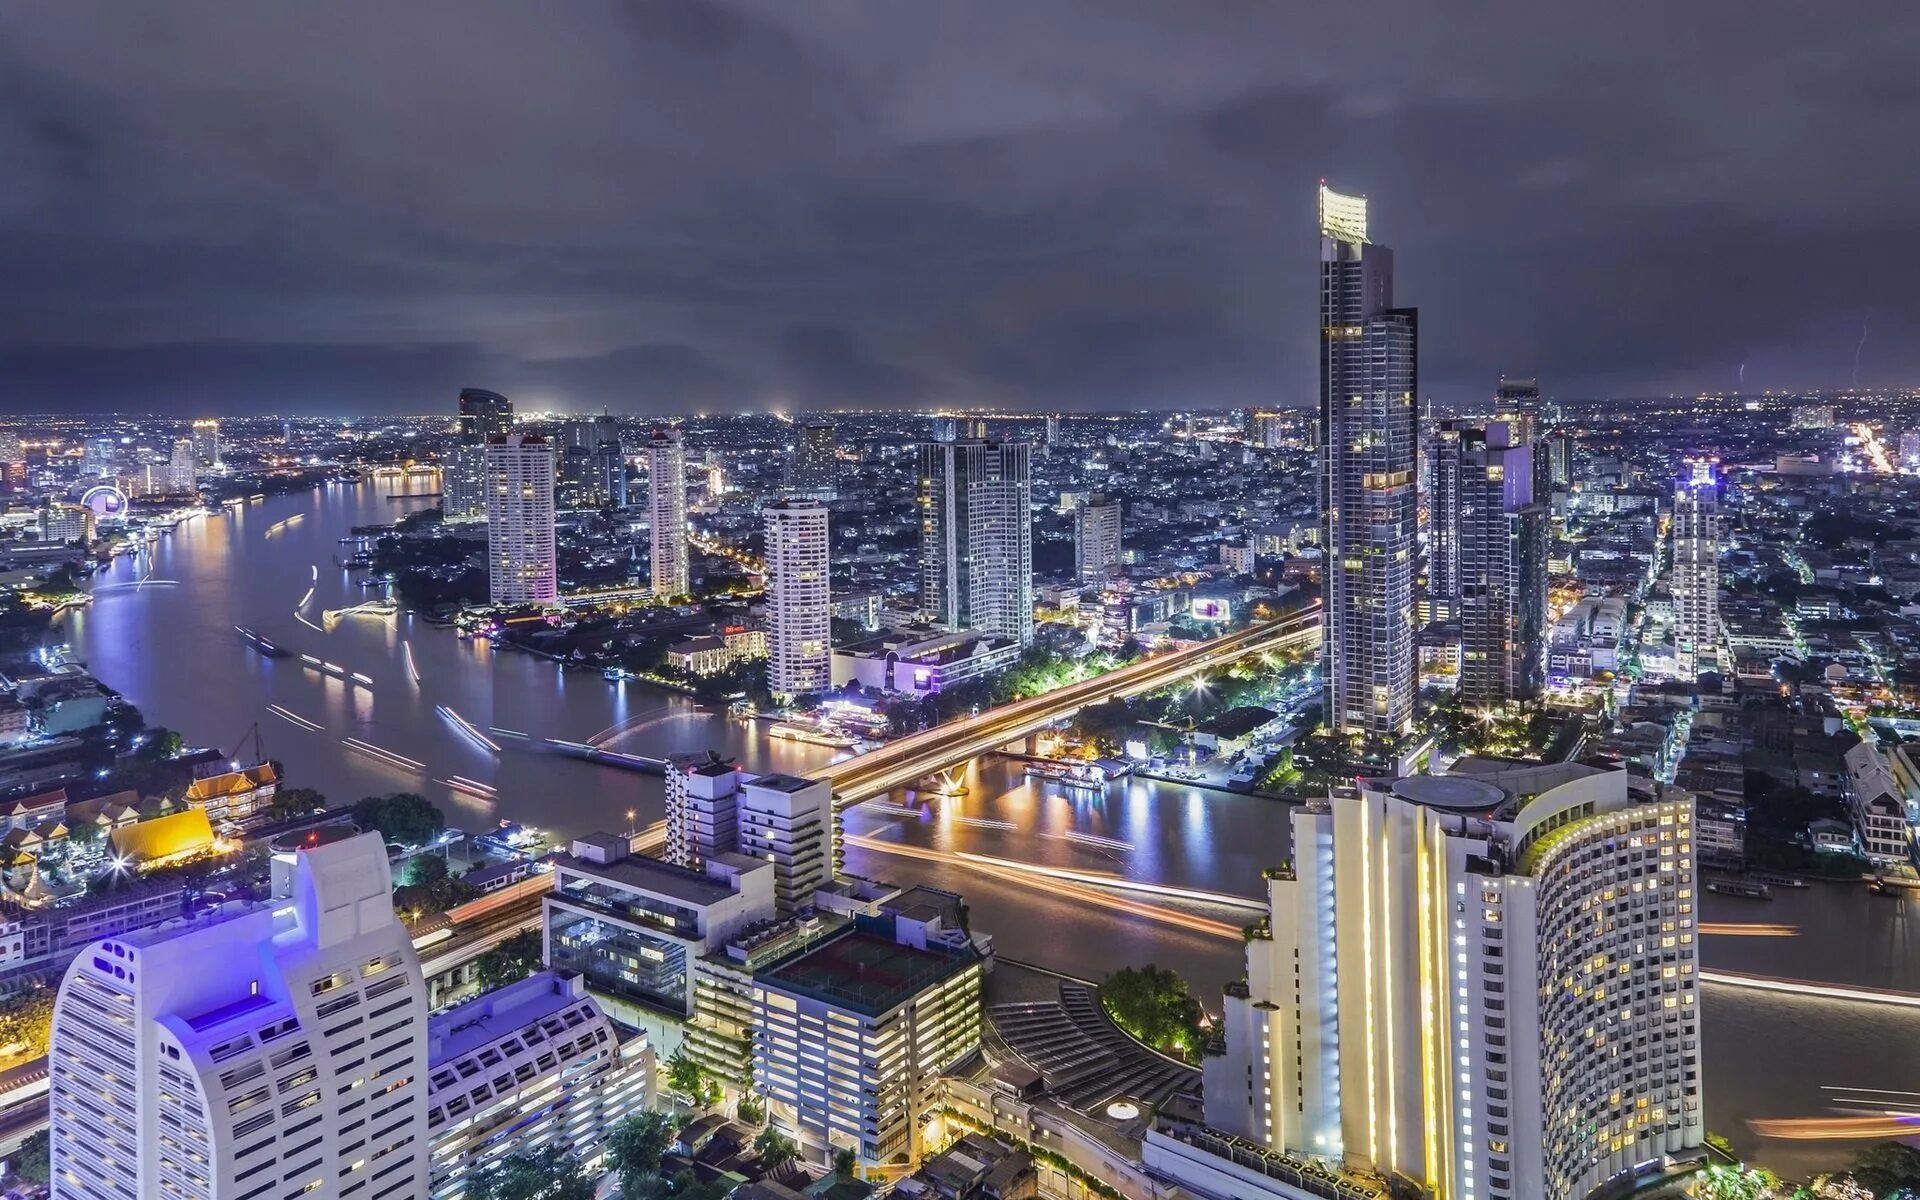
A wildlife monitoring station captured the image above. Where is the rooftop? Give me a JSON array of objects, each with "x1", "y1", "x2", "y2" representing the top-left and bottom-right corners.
[
  {"x1": 552, "y1": 850, "x2": 740, "y2": 908},
  {"x1": 746, "y1": 772, "x2": 818, "y2": 795},
  {"x1": 428, "y1": 970, "x2": 594, "y2": 1065},
  {"x1": 759, "y1": 927, "x2": 976, "y2": 1017}
]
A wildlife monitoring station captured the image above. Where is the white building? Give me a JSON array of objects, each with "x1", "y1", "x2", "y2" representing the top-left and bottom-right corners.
[
  {"x1": 424, "y1": 971, "x2": 655, "y2": 1199},
  {"x1": 918, "y1": 438, "x2": 1033, "y2": 646},
  {"x1": 485, "y1": 433, "x2": 556, "y2": 605},
  {"x1": 1073, "y1": 494, "x2": 1122, "y2": 581},
  {"x1": 442, "y1": 443, "x2": 489, "y2": 521},
  {"x1": 40, "y1": 503, "x2": 94, "y2": 545},
  {"x1": 648, "y1": 427, "x2": 689, "y2": 600},
  {"x1": 1671, "y1": 462, "x2": 1722, "y2": 677},
  {"x1": 738, "y1": 773, "x2": 834, "y2": 914},
  {"x1": 49, "y1": 832, "x2": 431, "y2": 1200},
  {"x1": 1844, "y1": 740, "x2": 1915, "y2": 865},
  {"x1": 664, "y1": 754, "x2": 745, "y2": 869},
  {"x1": 764, "y1": 498, "x2": 831, "y2": 699},
  {"x1": 1202, "y1": 761, "x2": 1704, "y2": 1200},
  {"x1": 830, "y1": 627, "x2": 1021, "y2": 695},
  {"x1": 191, "y1": 419, "x2": 220, "y2": 469},
  {"x1": 166, "y1": 438, "x2": 198, "y2": 493}
]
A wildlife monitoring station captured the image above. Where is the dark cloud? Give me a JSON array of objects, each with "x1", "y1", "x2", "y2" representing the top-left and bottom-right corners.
[{"x1": 2, "y1": 0, "x2": 1919, "y2": 415}]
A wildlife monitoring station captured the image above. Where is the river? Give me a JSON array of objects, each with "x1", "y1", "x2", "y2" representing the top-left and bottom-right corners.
[{"x1": 65, "y1": 479, "x2": 1920, "y2": 1177}]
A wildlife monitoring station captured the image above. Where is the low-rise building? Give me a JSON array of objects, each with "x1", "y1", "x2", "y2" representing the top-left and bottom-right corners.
[
  {"x1": 183, "y1": 761, "x2": 280, "y2": 824},
  {"x1": 831, "y1": 628, "x2": 1022, "y2": 695}
]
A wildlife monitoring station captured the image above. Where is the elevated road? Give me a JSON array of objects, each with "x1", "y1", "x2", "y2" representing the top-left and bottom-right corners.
[{"x1": 821, "y1": 602, "x2": 1323, "y2": 807}]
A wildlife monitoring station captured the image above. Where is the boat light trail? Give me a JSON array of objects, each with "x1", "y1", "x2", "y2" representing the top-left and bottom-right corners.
[
  {"x1": 402, "y1": 641, "x2": 421, "y2": 685},
  {"x1": 952, "y1": 815, "x2": 1017, "y2": 831},
  {"x1": 294, "y1": 612, "x2": 325, "y2": 633},
  {"x1": 1057, "y1": 830, "x2": 1135, "y2": 852},
  {"x1": 1701, "y1": 969, "x2": 1920, "y2": 1008},
  {"x1": 1748, "y1": 1114, "x2": 1920, "y2": 1141},
  {"x1": 265, "y1": 704, "x2": 323, "y2": 732},
  {"x1": 1698, "y1": 923, "x2": 1799, "y2": 937},
  {"x1": 437, "y1": 705, "x2": 502, "y2": 753},
  {"x1": 437, "y1": 777, "x2": 498, "y2": 800},
  {"x1": 342, "y1": 737, "x2": 424, "y2": 773}
]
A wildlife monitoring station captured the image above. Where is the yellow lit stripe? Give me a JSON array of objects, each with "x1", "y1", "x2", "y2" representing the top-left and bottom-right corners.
[{"x1": 1359, "y1": 799, "x2": 1378, "y2": 1164}]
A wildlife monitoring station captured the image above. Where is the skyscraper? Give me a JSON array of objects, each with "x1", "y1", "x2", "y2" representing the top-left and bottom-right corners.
[
  {"x1": 456, "y1": 386, "x2": 514, "y2": 442},
  {"x1": 166, "y1": 438, "x2": 197, "y2": 493},
  {"x1": 190, "y1": 419, "x2": 220, "y2": 469},
  {"x1": 1435, "y1": 421, "x2": 1547, "y2": 710},
  {"x1": 918, "y1": 438, "x2": 1034, "y2": 646},
  {"x1": 49, "y1": 832, "x2": 431, "y2": 1200},
  {"x1": 446, "y1": 387, "x2": 513, "y2": 520},
  {"x1": 87, "y1": 436, "x2": 118, "y2": 474},
  {"x1": 648, "y1": 427, "x2": 689, "y2": 600},
  {"x1": 1318, "y1": 185, "x2": 1417, "y2": 747},
  {"x1": 931, "y1": 415, "x2": 988, "y2": 442},
  {"x1": 1073, "y1": 493, "x2": 1122, "y2": 581},
  {"x1": 1672, "y1": 460, "x2": 1722, "y2": 677},
  {"x1": 1493, "y1": 376, "x2": 1541, "y2": 444},
  {"x1": 485, "y1": 433, "x2": 556, "y2": 605},
  {"x1": 787, "y1": 422, "x2": 839, "y2": 499},
  {"x1": 764, "y1": 498, "x2": 831, "y2": 699},
  {"x1": 1202, "y1": 761, "x2": 1704, "y2": 1200},
  {"x1": 558, "y1": 415, "x2": 626, "y2": 509},
  {"x1": 737, "y1": 773, "x2": 833, "y2": 913}
]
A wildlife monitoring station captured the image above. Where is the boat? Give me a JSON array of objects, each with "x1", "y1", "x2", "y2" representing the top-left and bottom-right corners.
[
  {"x1": 233, "y1": 625, "x2": 292, "y2": 658},
  {"x1": 1704, "y1": 878, "x2": 1771, "y2": 900},
  {"x1": 769, "y1": 723, "x2": 857, "y2": 749},
  {"x1": 1747, "y1": 871, "x2": 1807, "y2": 889},
  {"x1": 1023, "y1": 761, "x2": 1105, "y2": 792}
]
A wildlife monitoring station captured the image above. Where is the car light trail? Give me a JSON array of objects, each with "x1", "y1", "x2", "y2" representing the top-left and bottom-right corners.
[
  {"x1": 342, "y1": 737, "x2": 424, "y2": 773},
  {"x1": 1698, "y1": 922, "x2": 1799, "y2": 937},
  {"x1": 265, "y1": 704, "x2": 323, "y2": 732},
  {"x1": 1701, "y1": 969, "x2": 1920, "y2": 1008},
  {"x1": 489, "y1": 727, "x2": 530, "y2": 740},
  {"x1": 437, "y1": 705, "x2": 502, "y2": 753}
]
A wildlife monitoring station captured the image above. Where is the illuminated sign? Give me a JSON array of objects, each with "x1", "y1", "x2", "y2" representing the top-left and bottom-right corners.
[
  {"x1": 1191, "y1": 597, "x2": 1233, "y2": 622},
  {"x1": 80, "y1": 484, "x2": 127, "y2": 519}
]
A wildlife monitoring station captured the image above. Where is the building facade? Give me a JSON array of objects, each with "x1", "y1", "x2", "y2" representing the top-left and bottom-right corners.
[
  {"x1": 918, "y1": 438, "x2": 1034, "y2": 646},
  {"x1": 1204, "y1": 762, "x2": 1704, "y2": 1200},
  {"x1": 1671, "y1": 462, "x2": 1722, "y2": 677},
  {"x1": 648, "y1": 427, "x2": 690, "y2": 600},
  {"x1": 49, "y1": 833, "x2": 431, "y2": 1200},
  {"x1": 485, "y1": 433, "x2": 557, "y2": 605},
  {"x1": 1318, "y1": 185, "x2": 1417, "y2": 747},
  {"x1": 737, "y1": 773, "x2": 834, "y2": 914},
  {"x1": 764, "y1": 499, "x2": 832, "y2": 699},
  {"x1": 788, "y1": 422, "x2": 839, "y2": 499},
  {"x1": 190, "y1": 420, "x2": 220, "y2": 470},
  {"x1": 1436, "y1": 421, "x2": 1548, "y2": 710},
  {"x1": 1073, "y1": 494, "x2": 1122, "y2": 582},
  {"x1": 167, "y1": 439, "x2": 198, "y2": 493}
]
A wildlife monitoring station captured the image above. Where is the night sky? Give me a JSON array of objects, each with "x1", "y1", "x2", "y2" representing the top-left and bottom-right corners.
[{"x1": 5, "y1": 1, "x2": 1920, "y2": 416}]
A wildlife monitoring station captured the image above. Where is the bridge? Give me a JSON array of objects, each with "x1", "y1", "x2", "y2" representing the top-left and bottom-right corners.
[{"x1": 820, "y1": 601, "x2": 1324, "y2": 807}]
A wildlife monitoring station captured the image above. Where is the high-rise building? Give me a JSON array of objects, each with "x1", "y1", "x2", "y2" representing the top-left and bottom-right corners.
[
  {"x1": 918, "y1": 438, "x2": 1034, "y2": 646},
  {"x1": 190, "y1": 419, "x2": 220, "y2": 469},
  {"x1": 0, "y1": 431, "x2": 24, "y2": 467},
  {"x1": 1318, "y1": 185, "x2": 1417, "y2": 747},
  {"x1": 1043, "y1": 412, "x2": 1061, "y2": 456},
  {"x1": 49, "y1": 832, "x2": 431, "y2": 1200},
  {"x1": 166, "y1": 438, "x2": 198, "y2": 493},
  {"x1": 764, "y1": 499, "x2": 831, "y2": 699},
  {"x1": 787, "y1": 422, "x2": 839, "y2": 499},
  {"x1": 1900, "y1": 430, "x2": 1920, "y2": 471},
  {"x1": 87, "y1": 436, "x2": 118, "y2": 474},
  {"x1": 931, "y1": 415, "x2": 988, "y2": 442},
  {"x1": 558, "y1": 413, "x2": 626, "y2": 509},
  {"x1": 1201, "y1": 761, "x2": 1703, "y2": 1200},
  {"x1": 664, "y1": 753, "x2": 744, "y2": 868},
  {"x1": 457, "y1": 386, "x2": 514, "y2": 442},
  {"x1": 1246, "y1": 409, "x2": 1289, "y2": 450},
  {"x1": 1493, "y1": 377, "x2": 1541, "y2": 444},
  {"x1": 1672, "y1": 461, "x2": 1722, "y2": 678},
  {"x1": 1434, "y1": 421, "x2": 1547, "y2": 710},
  {"x1": 1073, "y1": 493, "x2": 1122, "y2": 581},
  {"x1": 647, "y1": 427, "x2": 689, "y2": 600},
  {"x1": 485, "y1": 433, "x2": 557, "y2": 605},
  {"x1": 738, "y1": 773, "x2": 834, "y2": 914}
]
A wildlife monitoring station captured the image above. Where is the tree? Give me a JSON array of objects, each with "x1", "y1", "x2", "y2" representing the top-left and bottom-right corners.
[
  {"x1": 666, "y1": 1048, "x2": 717, "y2": 1106},
  {"x1": 1099, "y1": 964, "x2": 1206, "y2": 1063},
  {"x1": 831, "y1": 1146, "x2": 858, "y2": 1178},
  {"x1": 605, "y1": 1111, "x2": 677, "y2": 1198},
  {"x1": 269, "y1": 786, "x2": 326, "y2": 822},
  {"x1": 406, "y1": 853, "x2": 450, "y2": 888},
  {"x1": 0, "y1": 986, "x2": 56, "y2": 1060},
  {"x1": 351, "y1": 792, "x2": 444, "y2": 847},
  {"x1": 475, "y1": 928, "x2": 544, "y2": 991},
  {"x1": 465, "y1": 1145, "x2": 595, "y2": 1200},
  {"x1": 1851, "y1": 1141, "x2": 1920, "y2": 1194},
  {"x1": 735, "y1": 1093, "x2": 765, "y2": 1125},
  {"x1": 752, "y1": 1128, "x2": 797, "y2": 1172},
  {"x1": 9, "y1": 1128, "x2": 48, "y2": 1184}
]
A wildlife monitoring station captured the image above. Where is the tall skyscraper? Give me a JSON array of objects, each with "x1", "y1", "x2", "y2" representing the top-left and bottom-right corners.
[
  {"x1": 456, "y1": 386, "x2": 514, "y2": 442},
  {"x1": 931, "y1": 415, "x2": 988, "y2": 442},
  {"x1": 648, "y1": 427, "x2": 689, "y2": 600},
  {"x1": 1203, "y1": 762, "x2": 1704, "y2": 1200},
  {"x1": 918, "y1": 438, "x2": 1034, "y2": 646},
  {"x1": 1672, "y1": 460, "x2": 1722, "y2": 677},
  {"x1": 764, "y1": 499, "x2": 831, "y2": 699},
  {"x1": 1073, "y1": 493, "x2": 1122, "y2": 581},
  {"x1": 1493, "y1": 376, "x2": 1541, "y2": 444},
  {"x1": 557, "y1": 415, "x2": 626, "y2": 509},
  {"x1": 49, "y1": 832, "x2": 431, "y2": 1200},
  {"x1": 485, "y1": 433, "x2": 557, "y2": 605},
  {"x1": 87, "y1": 436, "x2": 118, "y2": 474},
  {"x1": 1434, "y1": 421, "x2": 1547, "y2": 710},
  {"x1": 190, "y1": 419, "x2": 220, "y2": 469},
  {"x1": 1043, "y1": 412, "x2": 1061, "y2": 456},
  {"x1": 1318, "y1": 185, "x2": 1417, "y2": 747},
  {"x1": 787, "y1": 422, "x2": 839, "y2": 499},
  {"x1": 166, "y1": 438, "x2": 198, "y2": 493}
]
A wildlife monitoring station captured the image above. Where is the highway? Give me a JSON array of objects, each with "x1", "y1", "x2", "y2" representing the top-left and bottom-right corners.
[{"x1": 821, "y1": 602, "x2": 1323, "y2": 806}]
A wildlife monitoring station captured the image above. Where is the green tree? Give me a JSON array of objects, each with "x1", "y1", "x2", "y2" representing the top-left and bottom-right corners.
[
  {"x1": 1851, "y1": 1141, "x2": 1920, "y2": 1195},
  {"x1": 735, "y1": 1093, "x2": 765, "y2": 1125},
  {"x1": 1099, "y1": 964, "x2": 1206, "y2": 1063},
  {"x1": 351, "y1": 792, "x2": 444, "y2": 847},
  {"x1": 0, "y1": 986, "x2": 56, "y2": 1060},
  {"x1": 269, "y1": 786, "x2": 326, "y2": 822},
  {"x1": 465, "y1": 1145, "x2": 595, "y2": 1200},
  {"x1": 831, "y1": 1146, "x2": 858, "y2": 1178},
  {"x1": 475, "y1": 928, "x2": 544, "y2": 991},
  {"x1": 9, "y1": 1128, "x2": 48, "y2": 1184},
  {"x1": 666, "y1": 1048, "x2": 716, "y2": 1105},
  {"x1": 604, "y1": 1111, "x2": 677, "y2": 1198},
  {"x1": 752, "y1": 1128, "x2": 797, "y2": 1172}
]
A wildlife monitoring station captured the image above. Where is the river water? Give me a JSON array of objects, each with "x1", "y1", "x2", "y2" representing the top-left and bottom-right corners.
[{"x1": 66, "y1": 479, "x2": 1920, "y2": 1177}]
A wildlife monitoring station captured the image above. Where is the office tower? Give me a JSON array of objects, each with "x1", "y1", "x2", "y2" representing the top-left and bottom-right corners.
[
  {"x1": 40, "y1": 503, "x2": 95, "y2": 545},
  {"x1": 424, "y1": 971, "x2": 655, "y2": 1200},
  {"x1": 1544, "y1": 433, "x2": 1572, "y2": 488},
  {"x1": 190, "y1": 419, "x2": 220, "y2": 469},
  {"x1": 664, "y1": 753, "x2": 744, "y2": 869},
  {"x1": 1318, "y1": 185, "x2": 1417, "y2": 747},
  {"x1": 1073, "y1": 493, "x2": 1122, "y2": 581},
  {"x1": 49, "y1": 833, "x2": 431, "y2": 1200},
  {"x1": 166, "y1": 438, "x2": 198, "y2": 493},
  {"x1": 764, "y1": 499, "x2": 832, "y2": 699},
  {"x1": 647, "y1": 427, "x2": 689, "y2": 600},
  {"x1": 87, "y1": 436, "x2": 118, "y2": 474},
  {"x1": 750, "y1": 906, "x2": 983, "y2": 1167},
  {"x1": 787, "y1": 422, "x2": 839, "y2": 499},
  {"x1": 918, "y1": 438, "x2": 1034, "y2": 646},
  {"x1": 457, "y1": 386, "x2": 514, "y2": 442},
  {"x1": 1247, "y1": 409, "x2": 1288, "y2": 450},
  {"x1": 485, "y1": 433, "x2": 557, "y2": 605},
  {"x1": 1427, "y1": 420, "x2": 1465, "y2": 622},
  {"x1": 1043, "y1": 412, "x2": 1061, "y2": 456},
  {"x1": 931, "y1": 415, "x2": 988, "y2": 442},
  {"x1": 1493, "y1": 376, "x2": 1541, "y2": 444},
  {"x1": 1202, "y1": 762, "x2": 1703, "y2": 1200},
  {"x1": 1435, "y1": 421, "x2": 1547, "y2": 710},
  {"x1": 543, "y1": 833, "x2": 774, "y2": 1017},
  {"x1": 1672, "y1": 461, "x2": 1722, "y2": 677},
  {"x1": 738, "y1": 773, "x2": 833, "y2": 913}
]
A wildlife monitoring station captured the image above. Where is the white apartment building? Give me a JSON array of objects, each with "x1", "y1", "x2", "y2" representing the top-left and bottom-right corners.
[
  {"x1": 738, "y1": 773, "x2": 834, "y2": 914},
  {"x1": 424, "y1": 970, "x2": 655, "y2": 1199},
  {"x1": 664, "y1": 754, "x2": 745, "y2": 869},
  {"x1": 49, "y1": 832, "x2": 431, "y2": 1200},
  {"x1": 1073, "y1": 494, "x2": 1121, "y2": 581},
  {"x1": 918, "y1": 438, "x2": 1034, "y2": 646},
  {"x1": 167, "y1": 438, "x2": 198, "y2": 493},
  {"x1": 1202, "y1": 761, "x2": 1704, "y2": 1200},
  {"x1": 485, "y1": 433, "x2": 557, "y2": 605},
  {"x1": 1671, "y1": 463, "x2": 1722, "y2": 677},
  {"x1": 648, "y1": 427, "x2": 689, "y2": 600},
  {"x1": 764, "y1": 499, "x2": 831, "y2": 699}
]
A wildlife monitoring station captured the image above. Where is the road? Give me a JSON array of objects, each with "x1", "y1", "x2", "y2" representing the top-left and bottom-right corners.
[{"x1": 821, "y1": 602, "x2": 1324, "y2": 806}]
